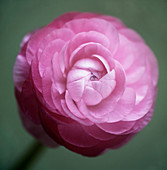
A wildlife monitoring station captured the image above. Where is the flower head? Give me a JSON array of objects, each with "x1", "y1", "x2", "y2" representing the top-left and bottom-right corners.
[{"x1": 13, "y1": 12, "x2": 158, "y2": 156}]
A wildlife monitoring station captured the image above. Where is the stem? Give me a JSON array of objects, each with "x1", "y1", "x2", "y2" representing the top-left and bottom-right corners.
[{"x1": 10, "y1": 141, "x2": 45, "y2": 170}]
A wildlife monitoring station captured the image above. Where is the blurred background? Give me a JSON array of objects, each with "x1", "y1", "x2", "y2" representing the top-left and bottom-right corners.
[{"x1": 0, "y1": 0, "x2": 167, "y2": 169}]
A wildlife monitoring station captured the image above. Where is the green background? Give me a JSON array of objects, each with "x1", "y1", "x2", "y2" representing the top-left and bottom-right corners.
[{"x1": 0, "y1": 0, "x2": 167, "y2": 169}]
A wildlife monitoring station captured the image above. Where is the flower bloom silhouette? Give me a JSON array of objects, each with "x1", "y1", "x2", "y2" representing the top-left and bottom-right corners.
[{"x1": 13, "y1": 12, "x2": 158, "y2": 156}]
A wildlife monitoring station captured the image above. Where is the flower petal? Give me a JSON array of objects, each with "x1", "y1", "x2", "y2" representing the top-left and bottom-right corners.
[
  {"x1": 83, "y1": 86, "x2": 103, "y2": 106},
  {"x1": 13, "y1": 55, "x2": 30, "y2": 92}
]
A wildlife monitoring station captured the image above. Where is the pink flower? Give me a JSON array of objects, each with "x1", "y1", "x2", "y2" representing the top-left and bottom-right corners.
[{"x1": 13, "y1": 12, "x2": 158, "y2": 157}]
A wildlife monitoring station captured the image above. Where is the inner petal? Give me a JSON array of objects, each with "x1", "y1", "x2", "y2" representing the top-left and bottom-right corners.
[
  {"x1": 73, "y1": 58, "x2": 105, "y2": 72},
  {"x1": 69, "y1": 42, "x2": 114, "y2": 69},
  {"x1": 83, "y1": 86, "x2": 102, "y2": 106}
]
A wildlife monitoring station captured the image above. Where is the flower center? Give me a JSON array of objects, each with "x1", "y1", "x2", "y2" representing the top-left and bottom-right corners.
[
  {"x1": 90, "y1": 72, "x2": 100, "y2": 81},
  {"x1": 90, "y1": 74, "x2": 98, "y2": 81}
]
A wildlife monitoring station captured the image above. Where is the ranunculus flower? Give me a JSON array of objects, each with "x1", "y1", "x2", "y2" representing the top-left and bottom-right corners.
[{"x1": 13, "y1": 12, "x2": 158, "y2": 157}]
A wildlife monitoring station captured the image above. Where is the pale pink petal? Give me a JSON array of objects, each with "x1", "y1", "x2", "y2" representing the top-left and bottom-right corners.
[
  {"x1": 65, "y1": 91, "x2": 86, "y2": 119},
  {"x1": 114, "y1": 34, "x2": 135, "y2": 70},
  {"x1": 37, "y1": 28, "x2": 74, "y2": 58},
  {"x1": 97, "y1": 121, "x2": 135, "y2": 135},
  {"x1": 61, "y1": 100, "x2": 93, "y2": 126},
  {"x1": 64, "y1": 18, "x2": 119, "y2": 54},
  {"x1": 128, "y1": 104, "x2": 154, "y2": 134},
  {"x1": 143, "y1": 44, "x2": 159, "y2": 87},
  {"x1": 126, "y1": 66, "x2": 145, "y2": 85},
  {"x1": 31, "y1": 57, "x2": 42, "y2": 93},
  {"x1": 92, "y1": 54, "x2": 110, "y2": 72},
  {"x1": 85, "y1": 60, "x2": 126, "y2": 117},
  {"x1": 135, "y1": 85, "x2": 148, "y2": 104},
  {"x1": 107, "y1": 88, "x2": 136, "y2": 123},
  {"x1": 83, "y1": 86, "x2": 103, "y2": 106},
  {"x1": 20, "y1": 31, "x2": 34, "y2": 57},
  {"x1": 69, "y1": 42, "x2": 114, "y2": 69},
  {"x1": 119, "y1": 28, "x2": 144, "y2": 42},
  {"x1": 26, "y1": 27, "x2": 55, "y2": 64},
  {"x1": 73, "y1": 58, "x2": 105, "y2": 72},
  {"x1": 91, "y1": 71, "x2": 116, "y2": 99},
  {"x1": 67, "y1": 31, "x2": 110, "y2": 56},
  {"x1": 20, "y1": 32, "x2": 34, "y2": 49},
  {"x1": 42, "y1": 68, "x2": 55, "y2": 110},
  {"x1": 67, "y1": 68, "x2": 90, "y2": 83},
  {"x1": 39, "y1": 39, "x2": 65, "y2": 76},
  {"x1": 123, "y1": 87, "x2": 154, "y2": 121},
  {"x1": 67, "y1": 78, "x2": 85, "y2": 102},
  {"x1": 13, "y1": 55, "x2": 30, "y2": 92},
  {"x1": 51, "y1": 84, "x2": 67, "y2": 117},
  {"x1": 52, "y1": 52, "x2": 66, "y2": 94},
  {"x1": 77, "y1": 100, "x2": 109, "y2": 123}
]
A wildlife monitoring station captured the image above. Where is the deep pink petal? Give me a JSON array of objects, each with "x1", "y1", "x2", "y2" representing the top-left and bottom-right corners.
[
  {"x1": 58, "y1": 123, "x2": 99, "y2": 147},
  {"x1": 18, "y1": 79, "x2": 40, "y2": 124},
  {"x1": 82, "y1": 124, "x2": 116, "y2": 141},
  {"x1": 18, "y1": 105, "x2": 57, "y2": 147}
]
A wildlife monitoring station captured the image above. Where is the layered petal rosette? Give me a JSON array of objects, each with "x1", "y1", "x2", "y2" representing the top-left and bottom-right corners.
[{"x1": 13, "y1": 12, "x2": 158, "y2": 156}]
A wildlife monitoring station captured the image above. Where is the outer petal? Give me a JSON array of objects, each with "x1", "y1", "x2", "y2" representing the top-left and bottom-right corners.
[
  {"x1": 97, "y1": 121, "x2": 135, "y2": 135},
  {"x1": 82, "y1": 124, "x2": 116, "y2": 141},
  {"x1": 39, "y1": 39, "x2": 65, "y2": 76},
  {"x1": 107, "y1": 87, "x2": 136, "y2": 123},
  {"x1": 26, "y1": 27, "x2": 55, "y2": 64},
  {"x1": 42, "y1": 68, "x2": 55, "y2": 110},
  {"x1": 20, "y1": 79, "x2": 40, "y2": 124},
  {"x1": 15, "y1": 88, "x2": 57, "y2": 147},
  {"x1": 64, "y1": 18, "x2": 119, "y2": 54},
  {"x1": 57, "y1": 124, "x2": 99, "y2": 147},
  {"x1": 13, "y1": 55, "x2": 30, "y2": 92}
]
